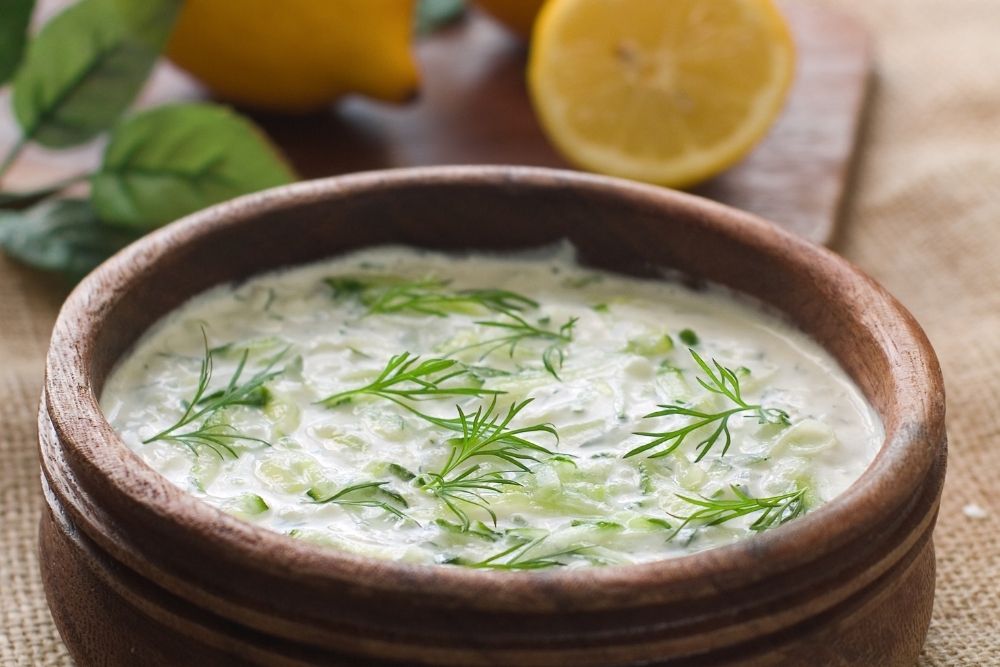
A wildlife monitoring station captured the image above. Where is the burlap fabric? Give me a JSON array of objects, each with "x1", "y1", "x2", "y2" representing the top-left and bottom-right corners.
[{"x1": 1, "y1": 0, "x2": 998, "y2": 663}]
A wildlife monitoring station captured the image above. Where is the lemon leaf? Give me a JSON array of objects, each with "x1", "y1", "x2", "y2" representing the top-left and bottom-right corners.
[
  {"x1": 0, "y1": 199, "x2": 137, "y2": 280},
  {"x1": 91, "y1": 103, "x2": 296, "y2": 230},
  {"x1": 0, "y1": 0, "x2": 34, "y2": 85},
  {"x1": 12, "y1": 0, "x2": 182, "y2": 148}
]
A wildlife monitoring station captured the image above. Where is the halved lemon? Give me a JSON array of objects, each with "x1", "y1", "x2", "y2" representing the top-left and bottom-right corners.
[{"x1": 528, "y1": 0, "x2": 795, "y2": 187}]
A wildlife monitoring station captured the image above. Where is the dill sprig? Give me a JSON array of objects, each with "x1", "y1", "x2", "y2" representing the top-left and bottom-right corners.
[
  {"x1": 403, "y1": 397, "x2": 559, "y2": 453},
  {"x1": 143, "y1": 333, "x2": 287, "y2": 459},
  {"x1": 452, "y1": 311, "x2": 577, "y2": 380},
  {"x1": 150, "y1": 422, "x2": 270, "y2": 460},
  {"x1": 432, "y1": 398, "x2": 557, "y2": 475},
  {"x1": 325, "y1": 275, "x2": 537, "y2": 317},
  {"x1": 463, "y1": 535, "x2": 592, "y2": 570},
  {"x1": 307, "y1": 481, "x2": 411, "y2": 521},
  {"x1": 320, "y1": 354, "x2": 556, "y2": 455},
  {"x1": 418, "y1": 398, "x2": 558, "y2": 528},
  {"x1": 668, "y1": 485, "x2": 808, "y2": 539},
  {"x1": 318, "y1": 352, "x2": 502, "y2": 407},
  {"x1": 421, "y1": 466, "x2": 522, "y2": 529},
  {"x1": 626, "y1": 349, "x2": 790, "y2": 461}
]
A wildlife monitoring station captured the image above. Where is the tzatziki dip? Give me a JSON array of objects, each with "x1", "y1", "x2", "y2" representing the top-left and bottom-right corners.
[{"x1": 101, "y1": 245, "x2": 882, "y2": 570}]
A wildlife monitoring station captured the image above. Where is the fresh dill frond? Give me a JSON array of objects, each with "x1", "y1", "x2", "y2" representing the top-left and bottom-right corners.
[
  {"x1": 434, "y1": 397, "x2": 557, "y2": 474},
  {"x1": 418, "y1": 398, "x2": 558, "y2": 528},
  {"x1": 421, "y1": 466, "x2": 522, "y2": 529},
  {"x1": 197, "y1": 385, "x2": 271, "y2": 408},
  {"x1": 434, "y1": 518, "x2": 503, "y2": 541},
  {"x1": 324, "y1": 275, "x2": 537, "y2": 317},
  {"x1": 307, "y1": 481, "x2": 412, "y2": 521},
  {"x1": 570, "y1": 519, "x2": 623, "y2": 530},
  {"x1": 667, "y1": 485, "x2": 808, "y2": 539},
  {"x1": 399, "y1": 396, "x2": 558, "y2": 453},
  {"x1": 462, "y1": 535, "x2": 592, "y2": 570},
  {"x1": 452, "y1": 311, "x2": 577, "y2": 380},
  {"x1": 143, "y1": 332, "x2": 288, "y2": 459},
  {"x1": 155, "y1": 422, "x2": 269, "y2": 459},
  {"x1": 318, "y1": 352, "x2": 503, "y2": 407},
  {"x1": 626, "y1": 349, "x2": 790, "y2": 461}
]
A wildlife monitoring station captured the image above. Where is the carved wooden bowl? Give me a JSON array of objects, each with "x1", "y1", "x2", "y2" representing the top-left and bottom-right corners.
[{"x1": 39, "y1": 166, "x2": 946, "y2": 666}]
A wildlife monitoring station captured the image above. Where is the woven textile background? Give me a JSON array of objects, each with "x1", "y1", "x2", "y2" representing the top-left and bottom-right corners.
[{"x1": 1, "y1": 0, "x2": 998, "y2": 664}]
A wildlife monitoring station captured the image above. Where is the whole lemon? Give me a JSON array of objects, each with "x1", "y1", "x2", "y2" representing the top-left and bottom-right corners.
[
  {"x1": 476, "y1": 0, "x2": 546, "y2": 39},
  {"x1": 166, "y1": 0, "x2": 420, "y2": 113}
]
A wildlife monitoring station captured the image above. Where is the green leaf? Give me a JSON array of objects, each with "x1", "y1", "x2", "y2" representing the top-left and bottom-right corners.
[
  {"x1": 11, "y1": 0, "x2": 182, "y2": 148},
  {"x1": 415, "y1": 0, "x2": 465, "y2": 35},
  {"x1": 0, "y1": 199, "x2": 137, "y2": 278},
  {"x1": 91, "y1": 103, "x2": 296, "y2": 230},
  {"x1": 0, "y1": 0, "x2": 34, "y2": 85},
  {"x1": 109, "y1": 0, "x2": 185, "y2": 49}
]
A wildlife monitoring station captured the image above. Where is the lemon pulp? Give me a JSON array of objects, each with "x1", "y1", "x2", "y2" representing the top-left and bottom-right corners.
[{"x1": 529, "y1": 0, "x2": 795, "y2": 187}]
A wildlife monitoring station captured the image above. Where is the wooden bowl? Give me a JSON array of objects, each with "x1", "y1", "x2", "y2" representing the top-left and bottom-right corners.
[{"x1": 39, "y1": 166, "x2": 946, "y2": 666}]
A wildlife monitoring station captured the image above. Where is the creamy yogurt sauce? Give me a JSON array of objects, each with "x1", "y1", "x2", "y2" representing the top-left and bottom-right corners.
[{"x1": 102, "y1": 245, "x2": 882, "y2": 569}]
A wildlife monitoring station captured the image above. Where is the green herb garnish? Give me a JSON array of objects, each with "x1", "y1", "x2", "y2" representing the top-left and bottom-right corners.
[
  {"x1": 324, "y1": 276, "x2": 573, "y2": 378},
  {"x1": 434, "y1": 518, "x2": 502, "y2": 541},
  {"x1": 318, "y1": 352, "x2": 501, "y2": 407},
  {"x1": 325, "y1": 275, "x2": 537, "y2": 317},
  {"x1": 431, "y1": 398, "x2": 557, "y2": 474},
  {"x1": 422, "y1": 466, "x2": 522, "y2": 530},
  {"x1": 321, "y1": 353, "x2": 556, "y2": 457},
  {"x1": 626, "y1": 349, "x2": 789, "y2": 461},
  {"x1": 452, "y1": 311, "x2": 577, "y2": 379},
  {"x1": 418, "y1": 398, "x2": 558, "y2": 528},
  {"x1": 143, "y1": 333, "x2": 287, "y2": 459},
  {"x1": 307, "y1": 481, "x2": 410, "y2": 521},
  {"x1": 668, "y1": 485, "x2": 808, "y2": 538},
  {"x1": 570, "y1": 519, "x2": 623, "y2": 530},
  {"x1": 462, "y1": 535, "x2": 593, "y2": 570}
]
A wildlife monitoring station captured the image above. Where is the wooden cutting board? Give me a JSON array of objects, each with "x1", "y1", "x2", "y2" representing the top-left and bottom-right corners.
[
  {"x1": 246, "y1": 2, "x2": 872, "y2": 245},
  {"x1": 0, "y1": 2, "x2": 871, "y2": 245}
]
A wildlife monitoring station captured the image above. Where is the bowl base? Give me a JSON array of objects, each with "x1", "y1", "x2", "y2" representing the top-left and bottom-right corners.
[{"x1": 39, "y1": 500, "x2": 935, "y2": 667}]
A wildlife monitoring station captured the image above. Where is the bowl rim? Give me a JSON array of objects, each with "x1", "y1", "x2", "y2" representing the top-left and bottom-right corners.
[{"x1": 43, "y1": 165, "x2": 945, "y2": 609}]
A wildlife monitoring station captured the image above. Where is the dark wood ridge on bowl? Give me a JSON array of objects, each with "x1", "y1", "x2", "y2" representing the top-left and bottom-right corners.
[{"x1": 39, "y1": 166, "x2": 946, "y2": 666}]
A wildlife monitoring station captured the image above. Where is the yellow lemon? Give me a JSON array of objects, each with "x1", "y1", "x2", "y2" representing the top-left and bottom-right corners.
[
  {"x1": 476, "y1": 0, "x2": 547, "y2": 38},
  {"x1": 528, "y1": 0, "x2": 795, "y2": 187},
  {"x1": 166, "y1": 0, "x2": 420, "y2": 114}
]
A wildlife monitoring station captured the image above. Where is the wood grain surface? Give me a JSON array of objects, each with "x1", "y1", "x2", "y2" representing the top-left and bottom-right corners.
[{"x1": 0, "y1": 3, "x2": 870, "y2": 245}]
